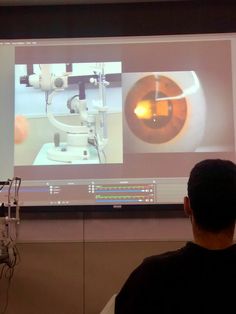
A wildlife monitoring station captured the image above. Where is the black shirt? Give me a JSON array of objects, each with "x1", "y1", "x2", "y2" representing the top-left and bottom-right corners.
[{"x1": 115, "y1": 242, "x2": 236, "y2": 314}]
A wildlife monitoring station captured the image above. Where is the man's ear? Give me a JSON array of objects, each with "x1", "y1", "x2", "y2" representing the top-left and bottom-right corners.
[{"x1": 184, "y1": 196, "x2": 192, "y2": 217}]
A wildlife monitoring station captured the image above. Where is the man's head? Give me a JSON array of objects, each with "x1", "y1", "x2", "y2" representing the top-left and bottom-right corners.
[{"x1": 185, "y1": 159, "x2": 236, "y2": 232}]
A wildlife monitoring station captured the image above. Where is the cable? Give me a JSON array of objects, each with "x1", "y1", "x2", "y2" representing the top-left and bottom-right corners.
[
  {"x1": 0, "y1": 263, "x2": 15, "y2": 314},
  {"x1": 0, "y1": 176, "x2": 21, "y2": 314},
  {"x1": 0, "y1": 243, "x2": 20, "y2": 314}
]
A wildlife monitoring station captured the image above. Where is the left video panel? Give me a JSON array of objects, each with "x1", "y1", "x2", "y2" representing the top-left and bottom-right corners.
[{"x1": 14, "y1": 61, "x2": 123, "y2": 166}]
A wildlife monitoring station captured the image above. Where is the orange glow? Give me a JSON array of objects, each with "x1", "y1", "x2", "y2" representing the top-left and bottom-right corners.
[
  {"x1": 125, "y1": 74, "x2": 187, "y2": 144},
  {"x1": 134, "y1": 100, "x2": 152, "y2": 119},
  {"x1": 15, "y1": 115, "x2": 29, "y2": 144},
  {"x1": 156, "y1": 100, "x2": 169, "y2": 116}
]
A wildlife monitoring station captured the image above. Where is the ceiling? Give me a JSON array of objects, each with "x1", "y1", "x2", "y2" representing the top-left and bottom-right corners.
[{"x1": 0, "y1": 0, "x2": 189, "y2": 5}]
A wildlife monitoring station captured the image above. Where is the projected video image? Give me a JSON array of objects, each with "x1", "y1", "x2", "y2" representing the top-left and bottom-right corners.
[
  {"x1": 14, "y1": 62, "x2": 123, "y2": 166},
  {"x1": 123, "y1": 71, "x2": 235, "y2": 153}
]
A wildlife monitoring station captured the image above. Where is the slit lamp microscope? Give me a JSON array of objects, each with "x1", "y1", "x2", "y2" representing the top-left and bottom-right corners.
[{"x1": 20, "y1": 63, "x2": 109, "y2": 164}]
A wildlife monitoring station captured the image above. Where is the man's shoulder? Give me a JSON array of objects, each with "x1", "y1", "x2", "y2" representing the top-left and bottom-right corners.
[
  {"x1": 143, "y1": 245, "x2": 188, "y2": 266},
  {"x1": 127, "y1": 245, "x2": 189, "y2": 282}
]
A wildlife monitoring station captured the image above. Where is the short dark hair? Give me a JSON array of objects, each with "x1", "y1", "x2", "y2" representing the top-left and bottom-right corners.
[{"x1": 187, "y1": 159, "x2": 236, "y2": 232}]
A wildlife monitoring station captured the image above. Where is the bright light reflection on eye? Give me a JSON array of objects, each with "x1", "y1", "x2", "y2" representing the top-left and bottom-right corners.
[{"x1": 134, "y1": 100, "x2": 152, "y2": 119}]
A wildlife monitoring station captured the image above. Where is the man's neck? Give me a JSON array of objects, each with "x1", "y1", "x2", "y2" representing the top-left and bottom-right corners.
[{"x1": 192, "y1": 223, "x2": 235, "y2": 250}]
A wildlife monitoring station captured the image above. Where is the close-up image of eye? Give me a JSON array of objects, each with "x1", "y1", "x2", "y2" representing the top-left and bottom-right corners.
[
  {"x1": 125, "y1": 74, "x2": 188, "y2": 144},
  {"x1": 123, "y1": 71, "x2": 209, "y2": 153}
]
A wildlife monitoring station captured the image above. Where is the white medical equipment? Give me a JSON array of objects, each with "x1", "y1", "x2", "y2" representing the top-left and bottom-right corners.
[{"x1": 22, "y1": 63, "x2": 109, "y2": 164}]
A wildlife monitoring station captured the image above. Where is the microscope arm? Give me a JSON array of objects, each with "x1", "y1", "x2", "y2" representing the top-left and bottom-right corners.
[
  {"x1": 47, "y1": 111, "x2": 88, "y2": 134},
  {"x1": 46, "y1": 91, "x2": 88, "y2": 134}
]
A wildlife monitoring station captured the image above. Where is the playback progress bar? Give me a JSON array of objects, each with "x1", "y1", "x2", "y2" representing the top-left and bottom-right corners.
[{"x1": 89, "y1": 183, "x2": 155, "y2": 204}]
